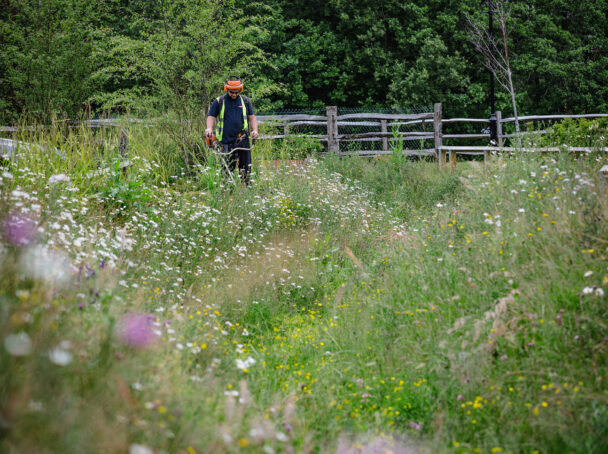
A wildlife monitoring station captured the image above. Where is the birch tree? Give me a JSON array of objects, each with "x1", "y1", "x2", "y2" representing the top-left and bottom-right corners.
[{"x1": 467, "y1": 0, "x2": 522, "y2": 148}]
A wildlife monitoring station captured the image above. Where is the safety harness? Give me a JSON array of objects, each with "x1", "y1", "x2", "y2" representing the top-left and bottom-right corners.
[{"x1": 215, "y1": 94, "x2": 249, "y2": 142}]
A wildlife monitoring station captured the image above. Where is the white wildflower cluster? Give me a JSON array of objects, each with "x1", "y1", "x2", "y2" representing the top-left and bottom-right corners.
[{"x1": 483, "y1": 212, "x2": 501, "y2": 227}]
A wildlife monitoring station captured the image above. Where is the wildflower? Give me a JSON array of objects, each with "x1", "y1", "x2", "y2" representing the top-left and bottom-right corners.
[
  {"x1": 48, "y1": 173, "x2": 70, "y2": 184},
  {"x1": 582, "y1": 287, "x2": 594, "y2": 295},
  {"x1": 20, "y1": 245, "x2": 71, "y2": 286},
  {"x1": 236, "y1": 356, "x2": 256, "y2": 370},
  {"x1": 129, "y1": 444, "x2": 154, "y2": 454},
  {"x1": 276, "y1": 432, "x2": 289, "y2": 442},
  {"x1": 118, "y1": 314, "x2": 158, "y2": 348},
  {"x1": 48, "y1": 347, "x2": 73, "y2": 366},
  {"x1": 595, "y1": 288, "x2": 605, "y2": 297},
  {"x1": 409, "y1": 421, "x2": 422, "y2": 430},
  {"x1": 2, "y1": 213, "x2": 36, "y2": 246},
  {"x1": 4, "y1": 332, "x2": 33, "y2": 356},
  {"x1": 584, "y1": 270, "x2": 593, "y2": 277}
]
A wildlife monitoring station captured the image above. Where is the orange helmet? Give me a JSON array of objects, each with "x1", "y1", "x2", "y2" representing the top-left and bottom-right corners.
[{"x1": 224, "y1": 76, "x2": 244, "y2": 92}]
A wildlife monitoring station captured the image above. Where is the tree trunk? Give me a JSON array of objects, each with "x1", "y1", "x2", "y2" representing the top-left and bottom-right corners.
[{"x1": 507, "y1": 69, "x2": 521, "y2": 148}]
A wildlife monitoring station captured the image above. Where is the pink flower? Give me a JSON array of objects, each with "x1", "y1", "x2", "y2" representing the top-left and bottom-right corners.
[
  {"x1": 118, "y1": 314, "x2": 157, "y2": 348},
  {"x1": 2, "y1": 213, "x2": 36, "y2": 246},
  {"x1": 409, "y1": 421, "x2": 422, "y2": 430}
]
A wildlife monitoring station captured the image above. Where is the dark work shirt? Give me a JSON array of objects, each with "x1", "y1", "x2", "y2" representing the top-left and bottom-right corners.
[{"x1": 208, "y1": 95, "x2": 254, "y2": 143}]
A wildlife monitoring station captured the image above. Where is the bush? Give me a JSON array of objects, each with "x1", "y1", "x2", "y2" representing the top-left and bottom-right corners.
[{"x1": 538, "y1": 118, "x2": 608, "y2": 149}]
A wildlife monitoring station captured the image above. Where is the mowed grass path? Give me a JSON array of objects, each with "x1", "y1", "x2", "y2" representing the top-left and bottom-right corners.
[{"x1": 1, "y1": 126, "x2": 607, "y2": 454}]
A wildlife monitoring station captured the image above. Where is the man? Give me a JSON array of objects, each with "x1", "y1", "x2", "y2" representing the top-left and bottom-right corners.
[{"x1": 206, "y1": 76, "x2": 259, "y2": 184}]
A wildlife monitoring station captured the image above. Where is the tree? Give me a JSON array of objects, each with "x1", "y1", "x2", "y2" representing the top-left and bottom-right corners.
[
  {"x1": 0, "y1": 0, "x2": 96, "y2": 122},
  {"x1": 148, "y1": 0, "x2": 265, "y2": 167},
  {"x1": 387, "y1": 36, "x2": 483, "y2": 115},
  {"x1": 468, "y1": 0, "x2": 521, "y2": 147}
]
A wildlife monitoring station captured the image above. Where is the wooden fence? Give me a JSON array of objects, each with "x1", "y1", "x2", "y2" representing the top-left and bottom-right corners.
[
  {"x1": 2, "y1": 105, "x2": 607, "y2": 165},
  {"x1": 257, "y1": 107, "x2": 437, "y2": 157},
  {"x1": 257, "y1": 104, "x2": 608, "y2": 165}
]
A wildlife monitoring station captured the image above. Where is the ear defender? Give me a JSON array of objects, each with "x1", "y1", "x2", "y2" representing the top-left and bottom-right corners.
[{"x1": 224, "y1": 77, "x2": 244, "y2": 92}]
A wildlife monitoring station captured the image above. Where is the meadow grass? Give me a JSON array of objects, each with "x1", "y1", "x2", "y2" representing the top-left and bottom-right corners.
[{"x1": 1, "y1": 122, "x2": 607, "y2": 454}]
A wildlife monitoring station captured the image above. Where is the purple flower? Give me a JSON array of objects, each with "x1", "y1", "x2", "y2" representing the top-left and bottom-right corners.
[
  {"x1": 409, "y1": 421, "x2": 422, "y2": 430},
  {"x1": 2, "y1": 213, "x2": 36, "y2": 246},
  {"x1": 85, "y1": 265, "x2": 96, "y2": 279},
  {"x1": 118, "y1": 314, "x2": 157, "y2": 348}
]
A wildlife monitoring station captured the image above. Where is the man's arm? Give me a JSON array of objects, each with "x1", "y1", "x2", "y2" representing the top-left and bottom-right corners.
[
  {"x1": 248, "y1": 115, "x2": 259, "y2": 140},
  {"x1": 205, "y1": 116, "x2": 216, "y2": 138}
]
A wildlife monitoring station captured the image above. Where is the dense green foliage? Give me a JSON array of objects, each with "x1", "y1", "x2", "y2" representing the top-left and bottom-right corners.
[{"x1": 1, "y1": 0, "x2": 607, "y2": 122}]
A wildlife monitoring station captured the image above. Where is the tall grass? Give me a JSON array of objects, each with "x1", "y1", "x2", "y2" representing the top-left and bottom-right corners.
[{"x1": 1, "y1": 120, "x2": 607, "y2": 453}]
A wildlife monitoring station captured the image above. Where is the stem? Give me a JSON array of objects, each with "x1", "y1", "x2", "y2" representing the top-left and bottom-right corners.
[{"x1": 507, "y1": 69, "x2": 521, "y2": 148}]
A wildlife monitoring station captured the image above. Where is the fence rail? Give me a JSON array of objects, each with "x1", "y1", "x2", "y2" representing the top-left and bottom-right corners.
[
  {"x1": 256, "y1": 106, "x2": 607, "y2": 164},
  {"x1": 2, "y1": 107, "x2": 607, "y2": 165}
]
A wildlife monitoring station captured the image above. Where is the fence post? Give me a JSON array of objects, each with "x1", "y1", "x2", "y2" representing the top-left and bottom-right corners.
[
  {"x1": 434, "y1": 103, "x2": 444, "y2": 165},
  {"x1": 496, "y1": 111, "x2": 503, "y2": 147},
  {"x1": 119, "y1": 127, "x2": 129, "y2": 159},
  {"x1": 381, "y1": 119, "x2": 388, "y2": 153},
  {"x1": 327, "y1": 106, "x2": 339, "y2": 153}
]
